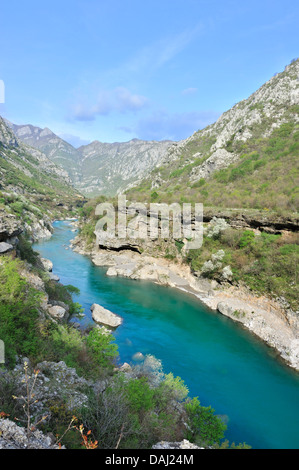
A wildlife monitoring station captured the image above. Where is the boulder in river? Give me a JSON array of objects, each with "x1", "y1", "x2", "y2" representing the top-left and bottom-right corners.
[{"x1": 91, "y1": 303, "x2": 123, "y2": 328}]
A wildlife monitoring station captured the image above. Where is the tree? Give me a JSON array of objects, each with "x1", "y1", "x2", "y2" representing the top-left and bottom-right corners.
[{"x1": 185, "y1": 397, "x2": 227, "y2": 447}]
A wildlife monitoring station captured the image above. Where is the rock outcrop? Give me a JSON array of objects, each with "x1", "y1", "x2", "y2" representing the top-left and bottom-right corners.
[
  {"x1": 47, "y1": 305, "x2": 69, "y2": 321},
  {"x1": 91, "y1": 303, "x2": 123, "y2": 328},
  {"x1": 0, "y1": 209, "x2": 22, "y2": 242},
  {"x1": 0, "y1": 418, "x2": 63, "y2": 449},
  {"x1": 0, "y1": 241, "x2": 14, "y2": 254},
  {"x1": 216, "y1": 299, "x2": 299, "y2": 370},
  {"x1": 40, "y1": 257, "x2": 53, "y2": 272},
  {"x1": 6, "y1": 358, "x2": 91, "y2": 417},
  {"x1": 152, "y1": 439, "x2": 202, "y2": 449}
]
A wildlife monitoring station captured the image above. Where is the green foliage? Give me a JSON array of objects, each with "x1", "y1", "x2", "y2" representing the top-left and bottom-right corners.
[
  {"x1": 18, "y1": 235, "x2": 39, "y2": 265},
  {"x1": 249, "y1": 102, "x2": 264, "y2": 111},
  {"x1": 79, "y1": 221, "x2": 96, "y2": 246},
  {"x1": 0, "y1": 257, "x2": 117, "y2": 376},
  {"x1": 160, "y1": 372, "x2": 189, "y2": 402},
  {"x1": 186, "y1": 227, "x2": 298, "y2": 309},
  {"x1": 150, "y1": 191, "x2": 159, "y2": 201},
  {"x1": 191, "y1": 178, "x2": 205, "y2": 188},
  {"x1": 46, "y1": 323, "x2": 85, "y2": 369},
  {"x1": 44, "y1": 280, "x2": 82, "y2": 317},
  {"x1": 9, "y1": 201, "x2": 25, "y2": 217},
  {"x1": 80, "y1": 369, "x2": 189, "y2": 449},
  {"x1": 126, "y1": 377, "x2": 155, "y2": 413},
  {"x1": 79, "y1": 204, "x2": 94, "y2": 218},
  {"x1": 184, "y1": 397, "x2": 227, "y2": 446},
  {"x1": 41, "y1": 398, "x2": 82, "y2": 449},
  {"x1": 175, "y1": 240, "x2": 184, "y2": 253},
  {"x1": 85, "y1": 327, "x2": 118, "y2": 369},
  {"x1": 238, "y1": 230, "x2": 255, "y2": 248},
  {"x1": 0, "y1": 258, "x2": 42, "y2": 366},
  {"x1": 127, "y1": 121, "x2": 299, "y2": 212},
  {"x1": 0, "y1": 374, "x2": 24, "y2": 419}
]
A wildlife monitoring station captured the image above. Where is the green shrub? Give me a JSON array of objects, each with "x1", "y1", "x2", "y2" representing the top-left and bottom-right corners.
[
  {"x1": 150, "y1": 191, "x2": 159, "y2": 201},
  {"x1": 9, "y1": 201, "x2": 25, "y2": 217},
  {"x1": 238, "y1": 230, "x2": 255, "y2": 248},
  {"x1": 18, "y1": 235, "x2": 39, "y2": 265},
  {"x1": 85, "y1": 327, "x2": 118, "y2": 369},
  {"x1": 0, "y1": 258, "x2": 42, "y2": 366},
  {"x1": 160, "y1": 372, "x2": 189, "y2": 402},
  {"x1": 184, "y1": 397, "x2": 227, "y2": 446},
  {"x1": 126, "y1": 377, "x2": 155, "y2": 413}
]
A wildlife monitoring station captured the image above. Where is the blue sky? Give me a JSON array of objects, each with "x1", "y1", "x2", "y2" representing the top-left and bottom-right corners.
[{"x1": 0, "y1": 0, "x2": 298, "y2": 146}]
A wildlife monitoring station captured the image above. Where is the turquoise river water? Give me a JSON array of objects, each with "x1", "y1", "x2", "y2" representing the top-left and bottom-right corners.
[{"x1": 33, "y1": 220, "x2": 299, "y2": 449}]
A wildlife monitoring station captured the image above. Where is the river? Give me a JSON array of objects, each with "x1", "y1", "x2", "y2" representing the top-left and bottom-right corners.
[{"x1": 33, "y1": 220, "x2": 299, "y2": 449}]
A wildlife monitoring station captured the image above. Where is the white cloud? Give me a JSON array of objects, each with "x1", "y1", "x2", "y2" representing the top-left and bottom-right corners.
[
  {"x1": 182, "y1": 87, "x2": 198, "y2": 95},
  {"x1": 125, "y1": 110, "x2": 221, "y2": 141},
  {"x1": 70, "y1": 87, "x2": 148, "y2": 121},
  {"x1": 122, "y1": 24, "x2": 203, "y2": 77}
]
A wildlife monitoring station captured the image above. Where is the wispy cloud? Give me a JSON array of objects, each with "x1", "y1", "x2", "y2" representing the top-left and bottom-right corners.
[
  {"x1": 182, "y1": 87, "x2": 198, "y2": 95},
  {"x1": 122, "y1": 24, "x2": 203, "y2": 77},
  {"x1": 69, "y1": 87, "x2": 149, "y2": 121},
  {"x1": 122, "y1": 109, "x2": 221, "y2": 141},
  {"x1": 67, "y1": 24, "x2": 203, "y2": 123}
]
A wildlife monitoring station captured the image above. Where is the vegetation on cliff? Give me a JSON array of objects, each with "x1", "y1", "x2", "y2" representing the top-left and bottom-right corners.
[{"x1": 127, "y1": 119, "x2": 299, "y2": 214}]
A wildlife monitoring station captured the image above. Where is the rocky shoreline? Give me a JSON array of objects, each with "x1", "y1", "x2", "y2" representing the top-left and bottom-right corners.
[{"x1": 71, "y1": 231, "x2": 299, "y2": 372}]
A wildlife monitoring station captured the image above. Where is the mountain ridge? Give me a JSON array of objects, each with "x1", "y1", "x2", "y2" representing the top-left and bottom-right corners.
[
  {"x1": 127, "y1": 58, "x2": 299, "y2": 213},
  {"x1": 6, "y1": 120, "x2": 174, "y2": 197},
  {"x1": 3, "y1": 58, "x2": 299, "y2": 204}
]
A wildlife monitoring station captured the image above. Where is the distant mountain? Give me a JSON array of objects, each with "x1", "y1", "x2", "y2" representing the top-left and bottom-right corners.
[
  {"x1": 6, "y1": 120, "x2": 173, "y2": 197},
  {"x1": 76, "y1": 138, "x2": 173, "y2": 196},
  {"x1": 6, "y1": 59, "x2": 298, "y2": 204},
  {"x1": 127, "y1": 58, "x2": 299, "y2": 213},
  {"x1": 0, "y1": 116, "x2": 80, "y2": 202},
  {"x1": 5, "y1": 121, "x2": 82, "y2": 184}
]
